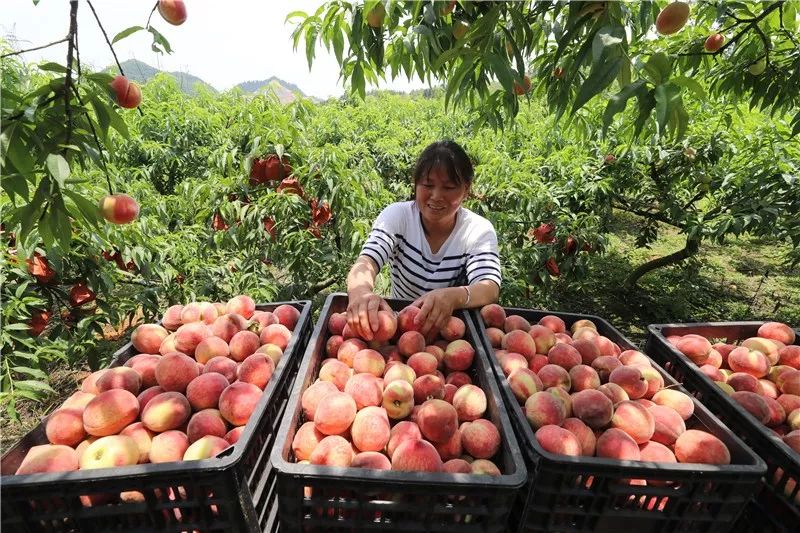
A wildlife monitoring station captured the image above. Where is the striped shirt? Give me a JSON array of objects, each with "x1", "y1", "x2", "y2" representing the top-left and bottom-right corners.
[{"x1": 360, "y1": 201, "x2": 502, "y2": 300}]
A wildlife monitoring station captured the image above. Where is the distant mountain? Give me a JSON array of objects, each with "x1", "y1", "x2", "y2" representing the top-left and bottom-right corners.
[
  {"x1": 112, "y1": 59, "x2": 216, "y2": 95},
  {"x1": 236, "y1": 76, "x2": 304, "y2": 95}
]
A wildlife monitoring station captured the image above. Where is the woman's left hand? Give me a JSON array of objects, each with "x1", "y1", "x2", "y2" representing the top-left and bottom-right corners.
[{"x1": 412, "y1": 288, "x2": 458, "y2": 337}]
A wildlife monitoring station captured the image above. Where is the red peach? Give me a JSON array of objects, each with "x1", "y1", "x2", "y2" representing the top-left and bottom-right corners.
[
  {"x1": 547, "y1": 343, "x2": 582, "y2": 370},
  {"x1": 161, "y1": 305, "x2": 184, "y2": 331},
  {"x1": 140, "y1": 391, "x2": 191, "y2": 432},
  {"x1": 525, "y1": 391, "x2": 567, "y2": 429},
  {"x1": 572, "y1": 389, "x2": 613, "y2": 429},
  {"x1": 562, "y1": 417, "x2": 596, "y2": 456},
  {"x1": 351, "y1": 406, "x2": 391, "y2": 452},
  {"x1": 674, "y1": 430, "x2": 730, "y2": 464},
  {"x1": 186, "y1": 372, "x2": 229, "y2": 411},
  {"x1": 391, "y1": 439, "x2": 442, "y2": 472},
  {"x1": 149, "y1": 430, "x2": 189, "y2": 463},
  {"x1": 186, "y1": 409, "x2": 227, "y2": 443},
  {"x1": 124, "y1": 354, "x2": 160, "y2": 388},
  {"x1": 536, "y1": 424, "x2": 581, "y2": 456},
  {"x1": 273, "y1": 304, "x2": 300, "y2": 330},
  {"x1": 82, "y1": 389, "x2": 140, "y2": 436},
  {"x1": 539, "y1": 315, "x2": 566, "y2": 334},
  {"x1": 651, "y1": 389, "x2": 695, "y2": 421},
  {"x1": 131, "y1": 324, "x2": 169, "y2": 354},
  {"x1": 293, "y1": 422, "x2": 324, "y2": 461},
  {"x1": 647, "y1": 404, "x2": 686, "y2": 446},
  {"x1": 226, "y1": 295, "x2": 255, "y2": 319},
  {"x1": 344, "y1": 373, "x2": 383, "y2": 410},
  {"x1": 479, "y1": 304, "x2": 506, "y2": 329},
  {"x1": 310, "y1": 435, "x2": 354, "y2": 467},
  {"x1": 218, "y1": 382, "x2": 262, "y2": 426},
  {"x1": 46, "y1": 408, "x2": 86, "y2": 447},
  {"x1": 314, "y1": 391, "x2": 357, "y2": 436},
  {"x1": 504, "y1": 315, "x2": 531, "y2": 332},
  {"x1": 418, "y1": 399, "x2": 459, "y2": 443},
  {"x1": 352, "y1": 451, "x2": 392, "y2": 470},
  {"x1": 155, "y1": 352, "x2": 199, "y2": 392},
  {"x1": 596, "y1": 428, "x2": 640, "y2": 461},
  {"x1": 96, "y1": 366, "x2": 142, "y2": 395}
]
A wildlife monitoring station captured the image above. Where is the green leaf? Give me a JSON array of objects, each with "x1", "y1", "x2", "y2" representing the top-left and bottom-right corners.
[
  {"x1": 572, "y1": 57, "x2": 623, "y2": 115},
  {"x1": 643, "y1": 53, "x2": 672, "y2": 84},
  {"x1": 672, "y1": 76, "x2": 706, "y2": 100},
  {"x1": 655, "y1": 83, "x2": 681, "y2": 134},
  {"x1": 591, "y1": 25, "x2": 625, "y2": 68},
  {"x1": 37, "y1": 62, "x2": 67, "y2": 73},
  {"x1": 603, "y1": 80, "x2": 646, "y2": 135},
  {"x1": 15, "y1": 380, "x2": 55, "y2": 393},
  {"x1": 46, "y1": 154, "x2": 70, "y2": 186},
  {"x1": 352, "y1": 62, "x2": 366, "y2": 99},
  {"x1": 112, "y1": 25, "x2": 144, "y2": 44},
  {"x1": 148, "y1": 26, "x2": 173, "y2": 54}
]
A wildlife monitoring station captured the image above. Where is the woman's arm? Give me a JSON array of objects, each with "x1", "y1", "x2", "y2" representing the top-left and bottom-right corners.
[
  {"x1": 346, "y1": 255, "x2": 391, "y2": 340},
  {"x1": 412, "y1": 280, "x2": 499, "y2": 336}
]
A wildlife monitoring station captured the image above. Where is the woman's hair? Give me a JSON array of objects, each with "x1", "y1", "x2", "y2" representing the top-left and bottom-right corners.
[{"x1": 412, "y1": 140, "x2": 474, "y2": 187}]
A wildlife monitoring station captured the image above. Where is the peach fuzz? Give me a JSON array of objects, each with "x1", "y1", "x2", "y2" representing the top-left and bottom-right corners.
[
  {"x1": 758, "y1": 322, "x2": 796, "y2": 345},
  {"x1": 547, "y1": 343, "x2": 582, "y2": 370},
  {"x1": 82, "y1": 389, "x2": 139, "y2": 436},
  {"x1": 203, "y1": 356, "x2": 238, "y2": 382},
  {"x1": 124, "y1": 354, "x2": 160, "y2": 389},
  {"x1": 387, "y1": 421, "x2": 422, "y2": 459},
  {"x1": 674, "y1": 430, "x2": 730, "y2": 464},
  {"x1": 119, "y1": 422, "x2": 155, "y2": 464},
  {"x1": 131, "y1": 324, "x2": 169, "y2": 355},
  {"x1": 418, "y1": 399, "x2": 459, "y2": 443},
  {"x1": 351, "y1": 406, "x2": 391, "y2": 452},
  {"x1": 219, "y1": 381, "x2": 262, "y2": 426},
  {"x1": 344, "y1": 373, "x2": 383, "y2": 409},
  {"x1": 391, "y1": 439, "x2": 443, "y2": 472},
  {"x1": 452, "y1": 384, "x2": 487, "y2": 422},
  {"x1": 226, "y1": 295, "x2": 255, "y2": 319},
  {"x1": 174, "y1": 322, "x2": 212, "y2": 356},
  {"x1": 675, "y1": 334, "x2": 712, "y2": 365},
  {"x1": 611, "y1": 401, "x2": 655, "y2": 444},
  {"x1": 571, "y1": 338, "x2": 601, "y2": 365},
  {"x1": 639, "y1": 441, "x2": 676, "y2": 463},
  {"x1": 479, "y1": 304, "x2": 506, "y2": 329},
  {"x1": 413, "y1": 375, "x2": 444, "y2": 404},
  {"x1": 96, "y1": 366, "x2": 142, "y2": 395},
  {"x1": 502, "y1": 330, "x2": 537, "y2": 360},
  {"x1": 195, "y1": 337, "x2": 230, "y2": 364},
  {"x1": 303, "y1": 380, "x2": 339, "y2": 420},
  {"x1": 313, "y1": 391, "x2": 357, "y2": 436},
  {"x1": 539, "y1": 315, "x2": 566, "y2": 334},
  {"x1": 310, "y1": 435, "x2": 354, "y2": 467},
  {"x1": 46, "y1": 408, "x2": 86, "y2": 446},
  {"x1": 535, "y1": 425, "x2": 581, "y2": 456},
  {"x1": 292, "y1": 421, "x2": 324, "y2": 461},
  {"x1": 571, "y1": 389, "x2": 613, "y2": 429},
  {"x1": 525, "y1": 391, "x2": 567, "y2": 430},
  {"x1": 562, "y1": 417, "x2": 596, "y2": 456},
  {"x1": 16, "y1": 444, "x2": 78, "y2": 475},
  {"x1": 596, "y1": 428, "x2": 640, "y2": 461}
]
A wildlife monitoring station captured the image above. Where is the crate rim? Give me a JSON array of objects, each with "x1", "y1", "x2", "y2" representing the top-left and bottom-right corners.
[
  {"x1": 475, "y1": 306, "x2": 768, "y2": 475},
  {"x1": 270, "y1": 292, "x2": 528, "y2": 489},
  {"x1": 1, "y1": 299, "x2": 312, "y2": 487},
  {"x1": 646, "y1": 321, "x2": 800, "y2": 466}
]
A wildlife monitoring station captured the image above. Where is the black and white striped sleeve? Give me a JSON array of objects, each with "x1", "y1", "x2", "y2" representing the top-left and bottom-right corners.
[
  {"x1": 359, "y1": 204, "x2": 402, "y2": 270},
  {"x1": 466, "y1": 226, "x2": 502, "y2": 287}
]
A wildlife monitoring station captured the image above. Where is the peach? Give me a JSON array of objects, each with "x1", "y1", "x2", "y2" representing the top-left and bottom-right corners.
[
  {"x1": 549, "y1": 387, "x2": 572, "y2": 418},
  {"x1": 433, "y1": 428, "x2": 463, "y2": 461},
  {"x1": 742, "y1": 337, "x2": 780, "y2": 365},
  {"x1": 238, "y1": 353, "x2": 275, "y2": 390},
  {"x1": 597, "y1": 382, "x2": 629, "y2": 405},
  {"x1": 81, "y1": 370, "x2": 108, "y2": 394},
  {"x1": 728, "y1": 347, "x2": 770, "y2": 378},
  {"x1": 61, "y1": 391, "x2": 96, "y2": 410},
  {"x1": 554, "y1": 333, "x2": 573, "y2": 345},
  {"x1": 413, "y1": 374, "x2": 445, "y2": 404},
  {"x1": 352, "y1": 348, "x2": 386, "y2": 377},
  {"x1": 651, "y1": 389, "x2": 694, "y2": 421},
  {"x1": 779, "y1": 345, "x2": 800, "y2": 369},
  {"x1": 596, "y1": 428, "x2": 640, "y2": 461},
  {"x1": 314, "y1": 391, "x2": 357, "y2": 436},
  {"x1": 140, "y1": 391, "x2": 191, "y2": 432},
  {"x1": 351, "y1": 406, "x2": 391, "y2": 452},
  {"x1": 397, "y1": 331, "x2": 425, "y2": 357},
  {"x1": 79, "y1": 435, "x2": 139, "y2": 469},
  {"x1": 525, "y1": 391, "x2": 567, "y2": 429},
  {"x1": 538, "y1": 364, "x2": 571, "y2": 390},
  {"x1": 124, "y1": 354, "x2": 160, "y2": 388},
  {"x1": 782, "y1": 371, "x2": 800, "y2": 395},
  {"x1": 443, "y1": 383, "x2": 458, "y2": 403},
  {"x1": 777, "y1": 394, "x2": 800, "y2": 415},
  {"x1": 570, "y1": 319, "x2": 597, "y2": 334},
  {"x1": 344, "y1": 373, "x2": 383, "y2": 409},
  {"x1": 352, "y1": 451, "x2": 392, "y2": 470},
  {"x1": 418, "y1": 399, "x2": 458, "y2": 443},
  {"x1": 131, "y1": 324, "x2": 169, "y2": 354},
  {"x1": 180, "y1": 302, "x2": 218, "y2": 324},
  {"x1": 609, "y1": 366, "x2": 647, "y2": 400},
  {"x1": 760, "y1": 379, "x2": 780, "y2": 399},
  {"x1": 562, "y1": 417, "x2": 596, "y2": 456},
  {"x1": 445, "y1": 371, "x2": 472, "y2": 388},
  {"x1": 158, "y1": 0, "x2": 187, "y2": 26},
  {"x1": 301, "y1": 380, "x2": 338, "y2": 422},
  {"x1": 764, "y1": 396, "x2": 786, "y2": 427},
  {"x1": 547, "y1": 343, "x2": 582, "y2": 370},
  {"x1": 96, "y1": 366, "x2": 142, "y2": 395},
  {"x1": 185, "y1": 374, "x2": 229, "y2": 411},
  {"x1": 194, "y1": 337, "x2": 230, "y2": 364},
  {"x1": 452, "y1": 384, "x2": 486, "y2": 422},
  {"x1": 648, "y1": 404, "x2": 686, "y2": 446},
  {"x1": 325, "y1": 335, "x2": 344, "y2": 359},
  {"x1": 397, "y1": 305, "x2": 423, "y2": 332},
  {"x1": 392, "y1": 439, "x2": 443, "y2": 472},
  {"x1": 159, "y1": 333, "x2": 178, "y2": 355},
  {"x1": 758, "y1": 322, "x2": 795, "y2": 346},
  {"x1": 572, "y1": 327, "x2": 599, "y2": 343},
  {"x1": 619, "y1": 350, "x2": 651, "y2": 368},
  {"x1": 327, "y1": 312, "x2": 347, "y2": 335},
  {"x1": 444, "y1": 339, "x2": 475, "y2": 371},
  {"x1": 155, "y1": 352, "x2": 199, "y2": 393},
  {"x1": 260, "y1": 324, "x2": 292, "y2": 351},
  {"x1": 485, "y1": 327, "x2": 504, "y2": 348},
  {"x1": 219, "y1": 381, "x2": 262, "y2": 426},
  {"x1": 595, "y1": 336, "x2": 619, "y2": 357},
  {"x1": 569, "y1": 365, "x2": 600, "y2": 391},
  {"x1": 639, "y1": 441, "x2": 676, "y2": 463},
  {"x1": 700, "y1": 364, "x2": 726, "y2": 382},
  {"x1": 319, "y1": 359, "x2": 350, "y2": 391},
  {"x1": 705, "y1": 349, "x2": 723, "y2": 369},
  {"x1": 441, "y1": 316, "x2": 465, "y2": 341},
  {"x1": 443, "y1": 458, "x2": 472, "y2": 473},
  {"x1": 504, "y1": 315, "x2": 531, "y2": 332},
  {"x1": 500, "y1": 326, "x2": 536, "y2": 365},
  {"x1": 387, "y1": 421, "x2": 422, "y2": 459},
  {"x1": 592, "y1": 356, "x2": 623, "y2": 382},
  {"x1": 82, "y1": 389, "x2": 139, "y2": 436},
  {"x1": 529, "y1": 325, "x2": 556, "y2": 355},
  {"x1": 136, "y1": 385, "x2": 164, "y2": 411},
  {"x1": 292, "y1": 422, "x2": 324, "y2": 461},
  {"x1": 226, "y1": 330, "x2": 258, "y2": 362},
  {"x1": 508, "y1": 367, "x2": 542, "y2": 403},
  {"x1": 119, "y1": 422, "x2": 155, "y2": 463},
  {"x1": 211, "y1": 315, "x2": 241, "y2": 343},
  {"x1": 572, "y1": 389, "x2": 613, "y2": 429},
  {"x1": 383, "y1": 379, "x2": 415, "y2": 419},
  {"x1": 674, "y1": 430, "x2": 730, "y2": 464},
  {"x1": 790, "y1": 409, "x2": 800, "y2": 431},
  {"x1": 273, "y1": 304, "x2": 300, "y2": 330},
  {"x1": 783, "y1": 430, "x2": 800, "y2": 453},
  {"x1": 501, "y1": 352, "x2": 529, "y2": 376},
  {"x1": 611, "y1": 401, "x2": 655, "y2": 444},
  {"x1": 730, "y1": 391, "x2": 771, "y2": 424},
  {"x1": 727, "y1": 372, "x2": 763, "y2": 394},
  {"x1": 184, "y1": 435, "x2": 230, "y2": 460},
  {"x1": 161, "y1": 304, "x2": 184, "y2": 331},
  {"x1": 203, "y1": 356, "x2": 238, "y2": 382},
  {"x1": 337, "y1": 338, "x2": 368, "y2": 367},
  {"x1": 250, "y1": 310, "x2": 278, "y2": 330},
  {"x1": 675, "y1": 334, "x2": 712, "y2": 365},
  {"x1": 310, "y1": 435, "x2": 354, "y2": 467},
  {"x1": 457, "y1": 419, "x2": 500, "y2": 459},
  {"x1": 471, "y1": 459, "x2": 501, "y2": 476},
  {"x1": 187, "y1": 409, "x2": 227, "y2": 443},
  {"x1": 148, "y1": 430, "x2": 189, "y2": 463},
  {"x1": 479, "y1": 304, "x2": 506, "y2": 329},
  {"x1": 639, "y1": 367, "x2": 665, "y2": 399},
  {"x1": 536, "y1": 425, "x2": 581, "y2": 456},
  {"x1": 174, "y1": 322, "x2": 212, "y2": 356},
  {"x1": 226, "y1": 295, "x2": 255, "y2": 319},
  {"x1": 46, "y1": 408, "x2": 86, "y2": 446},
  {"x1": 16, "y1": 444, "x2": 79, "y2": 475},
  {"x1": 539, "y1": 315, "x2": 566, "y2": 334},
  {"x1": 571, "y1": 338, "x2": 600, "y2": 365}
]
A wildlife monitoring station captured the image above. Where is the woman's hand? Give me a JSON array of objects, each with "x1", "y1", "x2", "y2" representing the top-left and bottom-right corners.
[
  {"x1": 412, "y1": 288, "x2": 460, "y2": 337},
  {"x1": 347, "y1": 289, "x2": 392, "y2": 341}
]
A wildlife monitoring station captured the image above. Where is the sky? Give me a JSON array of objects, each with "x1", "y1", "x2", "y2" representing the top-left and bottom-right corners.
[{"x1": 2, "y1": 0, "x2": 429, "y2": 98}]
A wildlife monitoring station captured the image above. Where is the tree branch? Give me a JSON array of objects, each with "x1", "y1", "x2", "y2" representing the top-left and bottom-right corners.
[
  {"x1": 611, "y1": 199, "x2": 683, "y2": 230},
  {"x1": 678, "y1": 2, "x2": 781, "y2": 58},
  {"x1": 624, "y1": 236, "x2": 700, "y2": 288},
  {"x1": 0, "y1": 38, "x2": 69, "y2": 59},
  {"x1": 63, "y1": 0, "x2": 78, "y2": 155},
  {"x1": 69, "y1": 85, "x2": 114, "y2": 195},
  {"x1": 307, "y1": 275, "x2": 339, "y2": 295}
]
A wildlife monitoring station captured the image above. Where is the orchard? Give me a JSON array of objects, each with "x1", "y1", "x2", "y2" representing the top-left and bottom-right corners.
[{"x1": 1, "y1": 0, "x2": 799, "y2": 531}]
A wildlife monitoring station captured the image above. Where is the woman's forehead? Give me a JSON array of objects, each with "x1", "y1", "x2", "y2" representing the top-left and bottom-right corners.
[{"x1": 422, "y1": 165, "x2": 457, "y2": 184}]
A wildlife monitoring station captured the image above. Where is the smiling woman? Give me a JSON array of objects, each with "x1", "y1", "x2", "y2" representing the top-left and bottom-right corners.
[{"x1": 346, "y1": 140, "x2": 501, "y2": 339}]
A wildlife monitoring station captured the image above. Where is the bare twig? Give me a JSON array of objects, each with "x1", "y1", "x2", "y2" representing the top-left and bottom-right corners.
[
  {"x1": 145, "y1": 2, "x2": 159, "y2": 28},
  {"x1": 0, "y1": 38, "x2": 68, "y2": 59},
  {"x1": 63, "y1": 0, "x2": 79, "y2": 155}
]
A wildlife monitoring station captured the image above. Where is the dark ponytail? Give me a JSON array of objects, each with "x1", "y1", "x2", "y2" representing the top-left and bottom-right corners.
[{"x1": 412, "y1": 140, "x2": 474, "y2": 187}]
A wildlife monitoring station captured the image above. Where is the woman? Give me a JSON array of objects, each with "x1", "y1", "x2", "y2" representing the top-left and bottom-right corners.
[{"x1": 346, "y1": 140, "x2": 501, "y2": 340}]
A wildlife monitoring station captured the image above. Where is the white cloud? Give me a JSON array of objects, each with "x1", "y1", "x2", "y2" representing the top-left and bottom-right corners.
[{"x1": 2, "y1": 0, "x2": 429, "y2": 98}]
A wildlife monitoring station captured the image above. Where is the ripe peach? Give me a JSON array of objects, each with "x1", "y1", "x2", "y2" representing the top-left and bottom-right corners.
[
  {"x1": 547, "y1": 343, "x2": 582, "y2": 370},
  {"x1": 383, "y1": 362, "x2": 416, "y2": 385},
  {"x1": 218, "y1": 381, "x2": 262, "y2": 426},
  {"x1": 443, "y1": 458, "x2": 472, "y2": 473},
  {"x1": 549, "y1": 387, "x2": 572, "y2": 417},
  {"x1": 758, "y1": 322, "x2": 796, "y2": 345},
  {"x1": 611, "y1": 401, "x2": 655, "y2": 444},
  {"x1": 655, "y1": 1, "x2": 690, "y2": 35},
  {"x1": 99, "y1": 192, "x2": 140, "y2": 221},
  {"x1": 148, "y1": 430, "x2": 189, "y2": 463},
  {"x1": 619, "y1": 350, "x2": 651, "y2": 368},
  {"x1": 413, "y1": 374, "x2": 445, "y2": 404},
  {"x1": 782, "y1": 371, "x2": 800, "y2": 395},
  {"x1": 529, "y1": 325, "x2": 556, "y2": 355},
  {"x1": 569, "y1": 365, "x2": 600, "y2": 392},
  {"x1": 210, "y1": 315, "x2": 241, "y2": 343},
  {"x1": 728, "y1": 347, "x2": 770, "y2": 378},
  {"x1": 46, "y1": 408, "x2": 86, "y2": 446},
  {"x1": 674, "y1": 430, "x2": 730, "y2": 464},
  {"x1": 572, "y1": 389, "x2": 613, "y2": 429},
  {"x1": 441, "y1": 316, "x2": 465, "y2": 341},
  {"x1": 352, "y1": 451, "x2": 392, "y2": 470},
  {"x1": 444, "y1": 340, "x2": 475, "y2": 371},
  {"x1": 700, "y1": 364, "x2": 726, "y2": 382},
  {"x1": 293, "y1": 422, "x2": 324, "y2": 461},
  {"x1": 391, "y1": 439, "x2": 443, "y2": 472},
  {"x1": 184, "y1": 435, "x2": 230, "y2": 460},
  {"x1": 351, "y1": 406, "x2": 391, "y2": 452},
  {"x1": 159, "y1": 333, "x2": 178, "y2": 356},
  {"x1": 61, "y1": 391, "x2": 96, "y2": 410},
  {"x1": 508, "y1": 367, "x2": 542, "y2": 403},
  {"x1": 136, "y1": 385, "x2": 164, "y2": 411},
  {"x1": 96, "y1": 366, "x2": 142, "y2": 395},
  {"x1": 485, "y1": 327, "x2": 504, "y2": 348},
  {"x1": 82, "y1": 389, "x2": 140, "y2": 436},
  {"x1": 675, "y1": 334, "x2": 712, "y2": 365},
  {"x1": 79, "y1": 435, "x2": 140, "y2": 469},
  {"x1": 571, "y1": 338, "x2": 601, "y2": 365},
  {"x1": 538, "y1": 364, "x2": 571, "y2": 390},
  {"x1": 639, "y1": 367, "x2": 665, "y2": 399},
  {"x1": 344, "y1": 373, "x2": 383, "y2": 409},
  {"x1": 387, "y1": 421, "x2": 423, "y2": 459},
  {"x1": 597, "y1": 382, "x2": 629, "y2": 405},
  {"x1": 504, "y1": 315, "x2": 531, "y2": 332},
  {"x1": 203, "y1": 356, "x2": 238, "y2": 383},
  {"x1": 639, "y1": 441, "x2": 676, "y2": 463},
  {"x1": 158, "y1": 0, "x2": 187, "y2": 26},
  {"x1": 80, "y1": 370, "x2": 108, "y2": 394},
  {"x1": 554, "y1": 333, "x2": 573, "y2": 345},
  {"x1": 445, "y1": 371, "x2": 471, "y2": 388},
  {"x1": 730, "y1": 391, "x2": 771, "y2": 424},
  {"x1": 452, "y1": 384, "x2": 486, "y2": 422},
  {"x1": 536, "y1": 425, "x2": 581, "y2": 456},
  {"x1": 479, "y1": 304, "x2": 506, "y2": 329},
  {"x1": 562, "y1": 417, "x2": 596, "y2": 456},
  {"x1": 525, "y1": 391, "x2": 567, "y2": 429},
  {"x1": 187, "y1": 409, "x2": 227, "y2": 443},
  {"x1": 119, "y1": 422, "x2": 155, "y2": 463},
  {"x1": 382, "y1": 379, "x2": 414, "y2": 420},
  {"x1": 501, "y1": 352, "x2": 529, "y2": 376},
  {"x1": 433, "y1": 428, "x2": 463, "y2": 461},
  {"x1": 124, "y1": 354, "x2": 160, "y2": 388},
  {"x1": 596, "y1": 428, "x2": 640, "y2": 461},
  {"x1": 539, "y1": 315, "x2": 566, "y2": 334},
  {"x1": 764, "y1": 396, "x2": 786, "y2": 427},
  {"x1": 16, "y1": 444, "x2": 79, "y2": 474},
  {"x1": 418, "y1": 399, "x2": 459, "y2": 443},
  {"x1": 501, "y1": 330, "x2": 536, "y2": 361},
  {"x1": 569, "y1": 319, "x2": 597, "y2": 334},
  {"x1": 185, "y1": 372, "x2": 229, "y2": 411},
  {"x1": 471, "y1": 459, "x2": 501, "y2": 476},
  {"x1": 180, "y1": 302, "x2": 218, "y2": 324},
  {"x1": 161, "y1": 304, "x2": 184, "y2": 331},
  {"x1": 777, "y1": 394, "x2": 800, "y2": 415},
  {"x1": 397, "y1": 305, "x2": 423, "y2": 332},
  {"x1": 648, "y1": 404, "x2": 686, "y2": 446},
  {"x1": 592, "y1": 356, "x2": 623, "y2": 382},
  {"x1": 194, "y1": 336, "x2": 230, "y2": 364},
  {"x1": 314, "y1": 391, "x2": 357, "y2": 436},
  {"x1": 741, "y1": 337, "x2": 780, "y2": 365},
  {"x1": 779, "y1": 346, "x2": 800, "y2": 369},
  {"x1": 459, "y1": 419, "x2": 500, "y2": 459},
  {"x1": 238, "y1": 353, "x2": 275, "y2": 390},
  {"x1": 131, "y1": 324, "x2": 169, "y2": 355},
  {"x1": 155, "y1": 352, "x2": 199, "y2": 393},
  {"x1": 399, "y1": 331, "x2": 426, "y2": 357},
  {"x1": 327, "y1": 312, "x2": 347, "y2": 335},
  {"x1": 760, "y1": 379, "x2": 780, "y2": 400},
  {"x1": 595, "y1": 336, "x2": 619, "y2": 357},
  {"x1": 310, "y1": 435, "x2": 354, "y2": 467},
  {"x1": 301, "y1": 380, "x2": 338, "y2": 421},
  {"x1": 319, "y1": 359, "x2": 350, "y2": 391},
  {"x1": 273, "y1": 304, "x2": 300, "y2": 330},
  {"x1": 572, "y1": 327, "x2": 599, "y2": 344},
  {"x1": 250, "y1": 310, "x2": 278, "y2": 330},
  {"x1": 226, "y1": 295, "x2": 255, "y2": 319},
  {"x1": 337, "y1": 338, "x2": 368, "y2": 367},
  {"x1": 705, "y1": 349, "x2": 723, "y2": 369},
  {"x1": 651, "y1": 389, "x2": 694, "y2": 421},
  {"x1": 226, "y1": 330, "x2": 258, "y2": 362},
  {"x1": 140, "y1": 391, "x2": 191, "y2": 432},
  {"x1": 704, "y1": 33, "x2": 725, "y2": 53},
  {"x1": 727, "y1": 372, "x2": 763, "y2": 394},
  {"x1": 609, "y1": 366, "x2": 647, "y2": 400}
]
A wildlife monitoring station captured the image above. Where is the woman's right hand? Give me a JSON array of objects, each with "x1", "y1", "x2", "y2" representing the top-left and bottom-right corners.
[{"x1": 347, "y1": 289, "x2": 391, "y2": 341}]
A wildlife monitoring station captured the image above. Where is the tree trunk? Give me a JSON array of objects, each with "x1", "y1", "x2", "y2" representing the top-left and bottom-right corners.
[{"x1": 624, "y1": 237, "x2": 700, "y2": 289}]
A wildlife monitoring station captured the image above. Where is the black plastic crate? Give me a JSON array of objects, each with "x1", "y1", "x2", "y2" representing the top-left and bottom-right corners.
[
  {"x1": 645, "y1": 321, "x2": 800, "y2": 533},
  {"x1": 1, "y1": 300, "x2": 312, "y2": 533},
  {"x1": 471, "y1": 307, "x2": 767, "y2": 533},
  {"x1": 270, "y1": 293, "x2": 527, "y2": 532}
]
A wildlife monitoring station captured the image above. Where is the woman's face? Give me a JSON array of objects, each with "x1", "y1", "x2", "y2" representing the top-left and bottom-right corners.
[{"x1": 415, "y1": 165, "x2": 469, "y2": 228}]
